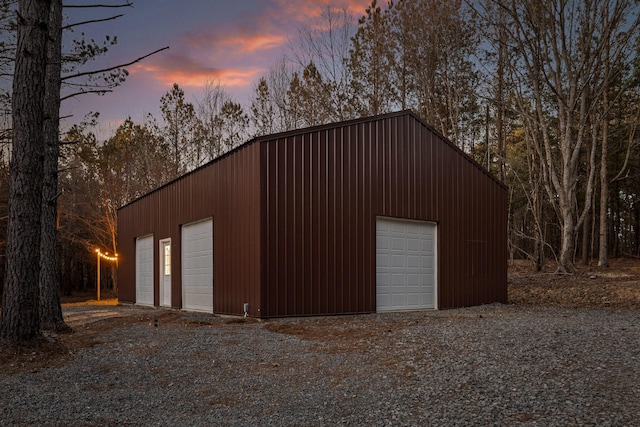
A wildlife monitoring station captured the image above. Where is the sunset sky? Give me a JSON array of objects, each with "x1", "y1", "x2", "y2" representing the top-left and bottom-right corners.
[{"x1": 62, "y1": 0, "x2": 372, "y2": 136}]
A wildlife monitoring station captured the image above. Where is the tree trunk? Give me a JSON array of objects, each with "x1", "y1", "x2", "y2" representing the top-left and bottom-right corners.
[
  {"x1": 532, "y1": 190, "x2": 545, "y2": 272},
  {"x1": 613, "y1": 181, "x2": 621, "y2": 257},
  {"x1": 635, "y1": 200, "x2": 639, "y2": 256},
  {"x1": 496, "y1": 17, "x2": 506, "y2": 183},
  {"x1": 491, "y1": 0, "x2": 637, "y2": 274},
  {"x1": 581, "y1": 209, "x2": 590, "y2": 266},
  {"x1": 39, "y1": 0, "x2": 69, "y2": 333},
  {"x1": 581, "y1": 127, "x2": 594, "y2": 266},
  {"x1": 597, "y1": 119, "x2": 609, "y2": 268},
  {"x1": 557, "y1": 204, "x2": 576, "y2": 273},
  {"x1": 0, "y1": 0, "x2": 51, "y2": 346},
  {"x1": 598, "y1": 46, "x2": 610, "y2": 268}
]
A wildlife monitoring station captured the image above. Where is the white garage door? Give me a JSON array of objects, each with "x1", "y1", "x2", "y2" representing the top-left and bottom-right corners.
[
  {"x1": 182, "y1": 218, "x2": 213, "y2": 312},
  {"x1": 376, "y1": 218, "x2": 436, "y2": 312},
  {"x1": 135, "y1": 235, "x2": 154, "y2": 306}
]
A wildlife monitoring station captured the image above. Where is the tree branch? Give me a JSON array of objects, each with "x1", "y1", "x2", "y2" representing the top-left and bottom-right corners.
[
  {"x1": 63, "y1": 14, "x2": 123, "y2": 30},
  {"x1": 611, "y1": 104, "x2": 640, "y2": 183},
  {"x1": 0, "y1": 128, "x2": 12, "y2": 140},
  {"x1": 61, "y1": 46, "x2": 169, "y2": 81},
  {"x1": 48, "y1": 191, "x2": 64, "y2": 204},
  {"x1": 60, "y1": 89, "x2": 113, "y2": 101},
  {"x1": 64, "y1": 2, "x2": 133, "y2": 9}
]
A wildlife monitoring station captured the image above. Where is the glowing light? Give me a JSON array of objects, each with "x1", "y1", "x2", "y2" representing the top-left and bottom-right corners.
[{"x1": 94, "y1": 248, "x2": 119, "y2": 262}]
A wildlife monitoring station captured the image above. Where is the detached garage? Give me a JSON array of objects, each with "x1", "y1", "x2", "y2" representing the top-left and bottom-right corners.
[{"x1": 117, "y1": 110, "x2": 507, "y2": 317}]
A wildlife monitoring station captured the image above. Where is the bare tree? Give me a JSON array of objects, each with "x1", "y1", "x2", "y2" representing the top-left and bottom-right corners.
[
  {"x1": 248, "y1": 57, "x2": 303, "y2": 133},
  {"x1": 289, "y1": 2, "x2": 356, "y2": 122},
  {"x1": 596, "y1": 7, "x2": 640, "y2": 268},
  {"x1": 195, "y1": 78, "x2": 231, "y2": 162},
  {"x1": 487, "y1": 0, "x2": 639, "y2": 272}
]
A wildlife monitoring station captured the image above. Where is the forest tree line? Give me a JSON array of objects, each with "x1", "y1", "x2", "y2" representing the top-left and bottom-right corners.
[{"x1": 1, "y1": 0, "x2": 640, "y2": 301}]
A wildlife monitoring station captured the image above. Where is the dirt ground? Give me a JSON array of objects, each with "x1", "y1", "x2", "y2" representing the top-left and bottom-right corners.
[
  {"x1": 508, "y1": 257, "x2": 640, "y2": 310},
  {"x1": 1, "y1": 258, "x2": 639, "y2": 375}
]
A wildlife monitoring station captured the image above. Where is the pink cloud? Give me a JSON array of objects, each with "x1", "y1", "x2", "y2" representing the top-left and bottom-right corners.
[
  {"x1": 122, "y1": 1, "x2": 374, "y2": 97},
  {"x1": 219, "y1": 33, "x2": 286, "y2": 54},
  {"x1": 129, "y1": 59, "x2": 263, "y2": 89},
  {"x1": 125, "y1": 14, "x2": 291, "y2": 91},
  {"x1": 180, "y1": 25, "x2": 286, "y2": 57},
  {"x1": 273, "y1": 0, "x2": 372, "y2": 21}
]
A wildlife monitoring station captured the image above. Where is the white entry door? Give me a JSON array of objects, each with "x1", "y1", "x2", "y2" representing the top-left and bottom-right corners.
[
  {"x1": 135, "y1": 235, "x2": 154, "y2": 306},
  {"x1": 159, "y1": 239, "x2": 172, "y2": 307},
  {"x1": 182, "y1": 219, "x2": 213, "y2": 312},
  {"x1": 376, "y1": 218, "x2": 436, "y2": 312}
]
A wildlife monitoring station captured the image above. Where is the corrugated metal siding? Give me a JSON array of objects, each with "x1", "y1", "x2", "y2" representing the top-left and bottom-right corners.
[
  {"x1": 117, "y1": 143, "x2": 262, "y2": 316},
  {"x1": 119, "y1": 110, "x2": 506, "y2": 318},
  {"x1": 261, "y1": 111, "x2": 507, "y2": 317}
]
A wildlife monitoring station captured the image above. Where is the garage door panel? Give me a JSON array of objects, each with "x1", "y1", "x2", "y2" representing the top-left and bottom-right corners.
[
  {"x1": 135, "y1": 235, "x2": 154, "y2": 307},
  {"x1": 182, "y1": 219, "x2": 213, "y2": 313},
  {"x1": 407, "y1": 238, "x2": 420, "y2": 251},
  {"x1": 421, "y1": 241, "x2": 434, "y2": 252},
  {"x1": 377, "y1": 254, "x2": 389, "y2": 267},
  {"x1": 391, "y1": 294, "x2": 406, "y2": 306},
  {"x1": 422, "y1": 294, "x2": 434, "y2": 306},
  {"x1": 377, "y1": 273, "x2": 390, "y2": 286},
  {"x1": 389, "y1": 222, "x2": 404, "y2": 233},
  {"x1": 391, "y1": 254, "x2": 406, "y2": 267},
  {"x1": 407, "y1": 294, "x2": 422, "y2": 306},
  {"x1": 392, "y1": 273, "x2": 406, "y2": 286},
  {"x1": 186, "y1": 257, "x2": 209, "y2": 269},
  {"x1": 422, "y1": 255, "x2": 434, "y2": 269},
  {"x1": 407, "y1": 255, "x2": 420, "y2": 268},
  {"x1": 391, "y1": 237, "x2": 406, "y2": 250},
  {"x1": 406, "y1": 231, "x2": 422, "y2": 240},
  {"x1": 377, "y1": 218, "x2": 436, "y2": 312},
  {"x1": 378, "y1": 294, "x2": 390, "y2": 307},
  {"x1": 406, "y1": 273, "x2": 421, "y2": 286},
  {"x1": 422, "y1": 275, "x2": 434, "y2": 287},
  {"x1": 379, "y1": 241, "x2": 389, "y2": 250}
]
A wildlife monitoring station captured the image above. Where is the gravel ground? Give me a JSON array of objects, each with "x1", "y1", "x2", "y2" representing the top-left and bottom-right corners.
[{"x1": 1, "y1": 304, "x2": 639, "y2": 426}]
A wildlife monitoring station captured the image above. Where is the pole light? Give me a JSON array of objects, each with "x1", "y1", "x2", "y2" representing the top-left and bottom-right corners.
[{"x1": 94, "y1": 248, "x2": 118, "y2": 301}]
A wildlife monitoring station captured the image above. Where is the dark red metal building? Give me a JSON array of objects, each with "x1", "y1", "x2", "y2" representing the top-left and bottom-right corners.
[{"x1": 117, "y1": 110, "x2": 507, "y2": 317}]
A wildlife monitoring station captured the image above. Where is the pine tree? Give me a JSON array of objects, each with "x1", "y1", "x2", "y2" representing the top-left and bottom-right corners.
[
  {"x1": 39, "y1": 0, "x2": 70, "y2": 332},
  {"x1": 1, "y1": 0, "x2": 52, "y2": 345},
  {"x1": 250, "y1": 77, "x2": 275, "y2": 137}
]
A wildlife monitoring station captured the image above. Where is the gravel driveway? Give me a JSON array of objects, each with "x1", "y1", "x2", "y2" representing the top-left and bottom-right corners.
[{"x1": 1, "y1": 304, "x2": 639, "y2": 426}]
